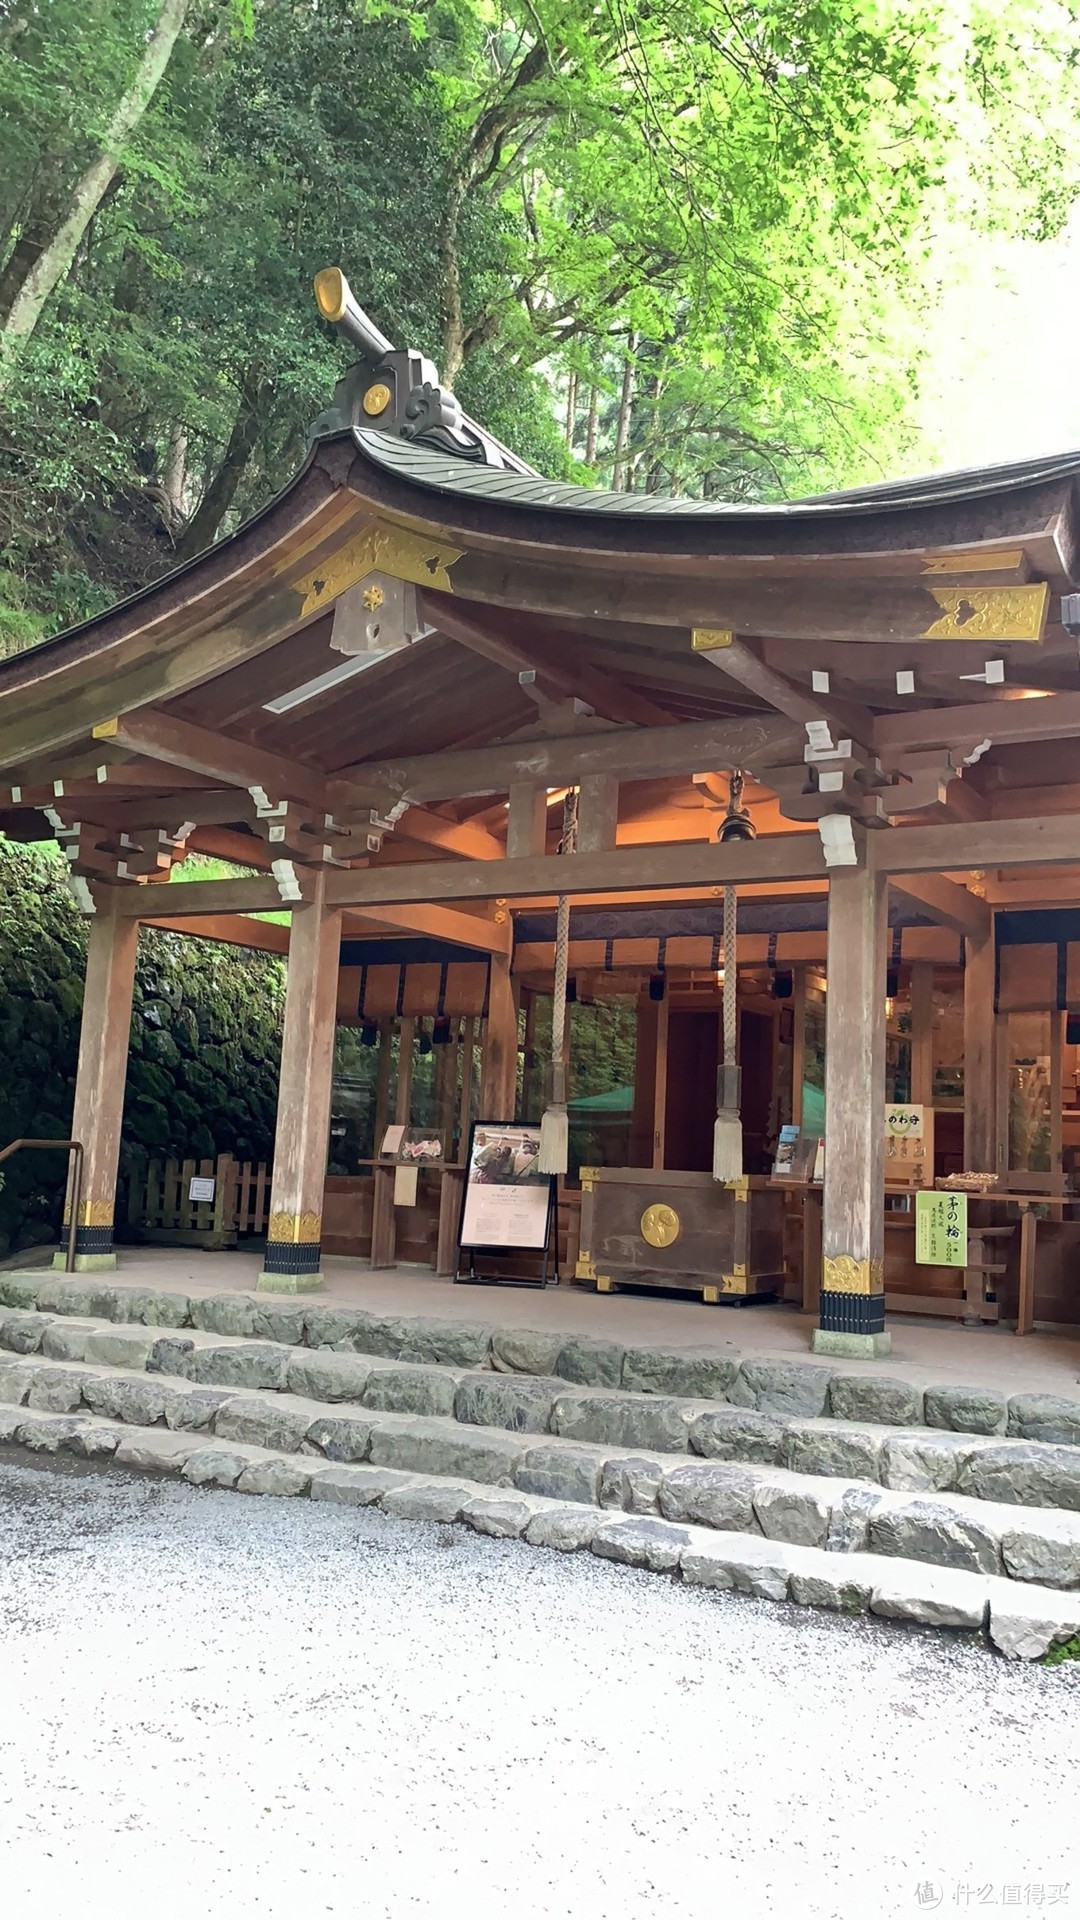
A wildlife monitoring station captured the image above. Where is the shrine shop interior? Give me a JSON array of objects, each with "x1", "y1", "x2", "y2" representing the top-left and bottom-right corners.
[{"x1": 4, "y1": 269, "x2": 1080, "y2": 1356}]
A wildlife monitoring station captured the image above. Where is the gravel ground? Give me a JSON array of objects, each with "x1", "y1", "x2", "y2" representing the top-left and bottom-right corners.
[{"x1": 0, "y1": 1457, "x2": 1077, "y2": 1920}]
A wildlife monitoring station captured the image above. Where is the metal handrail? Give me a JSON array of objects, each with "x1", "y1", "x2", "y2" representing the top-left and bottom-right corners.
[{"x1": 0, "y1": 1139, "x2": 84, "y2": 1273}]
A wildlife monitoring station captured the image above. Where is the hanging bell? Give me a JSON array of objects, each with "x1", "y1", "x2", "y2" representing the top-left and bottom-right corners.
[{"x1": 718, "y1": 768, "x2": 756, "y2": 843}]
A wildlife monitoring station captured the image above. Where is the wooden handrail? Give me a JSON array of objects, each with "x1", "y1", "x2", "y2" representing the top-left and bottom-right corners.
[{"x1": 0, "y1": 1138, "x2": 83, "y2": 1273}]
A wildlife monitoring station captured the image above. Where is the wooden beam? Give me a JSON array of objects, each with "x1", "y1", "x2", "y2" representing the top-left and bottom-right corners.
[
  {"x1": 888, "y1": 872, "x2": 991, "y2": 939},
  {"x1": 424, "y1": 592, "x2": 674, "y2": 728},
  {"x1": 875, "y1": 690, "x2": 1080, "y2": 758},
  {"x1": 142, "y1": 912, "x2": 290, "y2": 953},
  {"x1": 694, "y1": 635, "x2": 874, "y2": 747},
  {"x1": 873, "y1": 816, "x2": 1080, "y2": 874},
  {"x1": 343, "y1": 715, "x2": 807, "y2": 803},
  {"x1": 440, "y1": 551, "x2": 1054, "y2": 644},
  {"x1": 95, "y1": 709, "x2": 410, "y2": 833},
  {"x1": 110, "y1": 793, "x2": 255, "y2": 832},
  {"x1": 188, "y1": 826, "x2": 274, "y2": 869},
  {"x1": 342, "y1": 901, "x2": 512, "y2": 956},
  {"x1": 110, "y1": 832, "x2": 830, "y2": 918},
  {"x1": 95, "y1": 711, "x2": 330, "y2": 810},
  {"x1": 395, "y1": 806, "x2": 505, "y2": 862}
]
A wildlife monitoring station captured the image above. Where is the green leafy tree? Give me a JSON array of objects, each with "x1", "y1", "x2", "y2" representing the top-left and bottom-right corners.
[{"x1": 2, "y1": 0, "x2": 1080, "y2": 635}]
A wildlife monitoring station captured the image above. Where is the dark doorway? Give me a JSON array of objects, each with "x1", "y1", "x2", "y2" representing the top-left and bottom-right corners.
[{"x1": 663, "y1": 1007, "x2": 776, "y2": 1173}]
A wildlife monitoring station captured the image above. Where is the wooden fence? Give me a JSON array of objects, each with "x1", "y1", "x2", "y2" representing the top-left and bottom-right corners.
[{"x1": 125, "y1": 1152, "x2": 271, "y2": 1247}]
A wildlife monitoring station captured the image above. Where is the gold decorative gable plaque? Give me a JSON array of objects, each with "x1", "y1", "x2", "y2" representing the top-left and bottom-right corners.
[
  {"x1": 922, "y1": 582, "x2": 1049, "y2": 643},
  {"x1": 296, "y1": 525, "x2": 463, "y2": 616}
]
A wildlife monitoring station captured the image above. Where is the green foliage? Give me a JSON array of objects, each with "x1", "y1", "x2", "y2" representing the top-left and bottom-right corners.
[
  {"x1": 1, "y1": 0, "x2": 1080, "y2": 629},
  {"x1": 0, "y1": 837, "x2": 285, "y2": 1255},
  {"x1": 1043, "y1": 1634, "x2": 1080, "y2": 1665}
]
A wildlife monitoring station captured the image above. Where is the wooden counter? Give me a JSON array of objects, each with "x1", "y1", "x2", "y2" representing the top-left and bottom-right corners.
[{"x1": 575, "y1": 1166, "x2": 785, "y2": 1302}]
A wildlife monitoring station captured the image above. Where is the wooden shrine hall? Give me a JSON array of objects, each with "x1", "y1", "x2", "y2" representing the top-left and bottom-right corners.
[{"x1": 6, "y1": 268, "x2": 1080, "y2": 1356}]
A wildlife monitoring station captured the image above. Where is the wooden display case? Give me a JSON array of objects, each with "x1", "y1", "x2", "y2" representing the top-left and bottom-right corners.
[{"x1": 575, "y1": 1166, "x2": 785, "y2": 1302}]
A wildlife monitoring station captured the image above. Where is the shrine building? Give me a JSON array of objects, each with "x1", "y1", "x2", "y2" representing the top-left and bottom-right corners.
[{"x1": 4, "y1": 268, "x2": 1080, "y2": 1358}]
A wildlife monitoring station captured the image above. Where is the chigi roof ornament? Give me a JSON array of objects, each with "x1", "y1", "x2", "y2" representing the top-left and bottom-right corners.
[{"x1": 309, "y1": 267, "x2": 536, "y2": 476}]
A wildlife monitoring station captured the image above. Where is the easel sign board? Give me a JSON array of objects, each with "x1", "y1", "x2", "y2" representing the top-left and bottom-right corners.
[
  {"x1": 459, "y1": 1122, "x2": 553, "y2": 1252},
  {"x1": 915, "y1": 1189, "x2": 968, "y2": 1266}
]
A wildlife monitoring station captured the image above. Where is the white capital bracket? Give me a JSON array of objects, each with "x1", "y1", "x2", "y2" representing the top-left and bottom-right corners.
[
  {"x1": 66, "y1": 875, "x2": 96, "y2": 915},
  {"x1": 818, "y1": 813, "x2": 859, "y2": 868},
  {"x1": 271, "y1": 859, "x2": 304, "y2": 903}
]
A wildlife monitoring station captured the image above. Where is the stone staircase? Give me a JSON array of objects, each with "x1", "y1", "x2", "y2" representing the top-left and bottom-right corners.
[{"x1": 2, "y1": 1268, "x2": 1080, "y2": 1662}]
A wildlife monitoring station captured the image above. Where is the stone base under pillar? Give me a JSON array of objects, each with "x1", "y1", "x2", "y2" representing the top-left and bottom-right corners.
[
  {"x1": 52, "y1": 1251, "x2": 117, "y2": 1272},
  {"x1": 811, "y1": 1328, "x2": 892, "y2": 1359},
  {"x1": 256, "y1": 1267, "x2": 325, "y2": 1295}
]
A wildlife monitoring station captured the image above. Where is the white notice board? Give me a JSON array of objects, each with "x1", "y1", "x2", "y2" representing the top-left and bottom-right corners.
[{"x1": 459, "y1": 1122, "x2": 553, "y2": 1251}]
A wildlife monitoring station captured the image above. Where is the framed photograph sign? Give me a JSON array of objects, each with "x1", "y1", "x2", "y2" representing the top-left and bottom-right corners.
[{"x1": 459, "y1": 1122, "x2": 553, "y2": 1253}]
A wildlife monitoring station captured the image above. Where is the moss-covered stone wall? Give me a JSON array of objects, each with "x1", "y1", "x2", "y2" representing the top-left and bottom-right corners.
[{"x1": 0, "y1": 842, "x2": 284, "y2": 1256}]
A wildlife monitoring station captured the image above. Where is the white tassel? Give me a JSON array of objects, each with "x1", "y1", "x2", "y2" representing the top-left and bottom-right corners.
[
  {"x1": 712, "y1": 1112, "x2": 743, "y2": 1183},
  {"x1": 537, "y1": 1104, "x2": 569, "y2": 1176}
]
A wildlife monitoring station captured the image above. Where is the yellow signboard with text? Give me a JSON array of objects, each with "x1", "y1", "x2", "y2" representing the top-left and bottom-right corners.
[{"x1": 915, "y1": 1189, "x2": 968, "y2": 1267}]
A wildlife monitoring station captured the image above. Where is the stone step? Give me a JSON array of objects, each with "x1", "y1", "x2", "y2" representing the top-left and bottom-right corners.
[
  {"x1": 2, "y1": 1303, "x2": 1080, "y2": 1516},
  {"x1": 6, "y1": 1272, "x2": 1080, "y2": 1451},
  {"x1": 4, "y1": 1348, "x2": 1080, "y2": 1592},
  {"x1": 1, "y1": 1399, "x2": 1077, "y2": 1662}
]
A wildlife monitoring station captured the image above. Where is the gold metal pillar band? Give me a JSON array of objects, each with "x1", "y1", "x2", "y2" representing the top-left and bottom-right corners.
[{"x1": 822, "y1": 1255, "x2": 885, "y2": 1296}]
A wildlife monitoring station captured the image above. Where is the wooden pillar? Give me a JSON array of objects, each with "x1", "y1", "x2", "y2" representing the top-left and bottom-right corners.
[
  {"x1": 259, "y1": 872, "x2": 340, "y2": 1293},
  {"x1": 457, "y1": 1015, "x2": 476, "y2": 1156},
  {"x1": 506, "y1": 784, "x2": 548, "y2": 859},
  {"x1": 652, "y1": 991, "x2": 670, "y2": 1169},
  {"x1": 480, "y1": 953, "x2": 518, "y2": 1120},
  {"x1": 577, "y1": 774, "x2": 619, "y2": 853},
  {"x1": 63, "y1": 904, "x2": 140, "y2": 1270},
  {"x1": 433, "y1": 1029, "x2": 456, "y2": 1153},
  {"x1": 394, "y1": 1016, "x2": 415, "y2": 1125},
  {"x1": 372, "y1": 1019, "x2": 393, "y2": 1156},
  {"x1": 791, "y1": 966, "x2": 807, "y2": 1129},
  {"x1": 1051, "y1": 1009, "x2": 1064, "y2": 1179},
  {"x1": 910, "y1": 961, "x2": 934, "y2": 1110},
  {"x1": 812, "y1": 865, "x2": 890, "y2": 1358},
  {"x1": 963, "y1": 926, "x2": 996, "y2": 1173}
]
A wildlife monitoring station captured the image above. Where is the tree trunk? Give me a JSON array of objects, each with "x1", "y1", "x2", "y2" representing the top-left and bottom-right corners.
[
  {"x1": 564, "y1": 370, "x2": 577, "y2": 450},
  {"x1": 0, "y1": 176, "x2": 66, "y2": 323},
  {"x1": 175, "y1": 366, "x2": 267, "y2": 560},
  {"x1": 585, "y1": 387, "x2": 599, "y2": 465},
  {"x1": 0, "y1": 0, "x2": 190, "y2": 393},
  {"x1": 162, "y1": 425, "x2": 188, "y2": 525},
  {"x1": 439, "y1": 177, "x2": 467, "y2": 385},
  {"x1": 611, "y1": 338, "x2": 637, "y2": 490}
]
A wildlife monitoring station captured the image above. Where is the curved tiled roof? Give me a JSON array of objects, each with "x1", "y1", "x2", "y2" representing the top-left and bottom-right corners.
[{"x1": 354, "y1": 427, "x2": 1080, "y2": 521}]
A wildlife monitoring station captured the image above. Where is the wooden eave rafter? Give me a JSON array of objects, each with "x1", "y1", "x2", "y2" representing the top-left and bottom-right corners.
[{"x1": 422, "y1": 592, "x2": 677, "y2": 728}]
